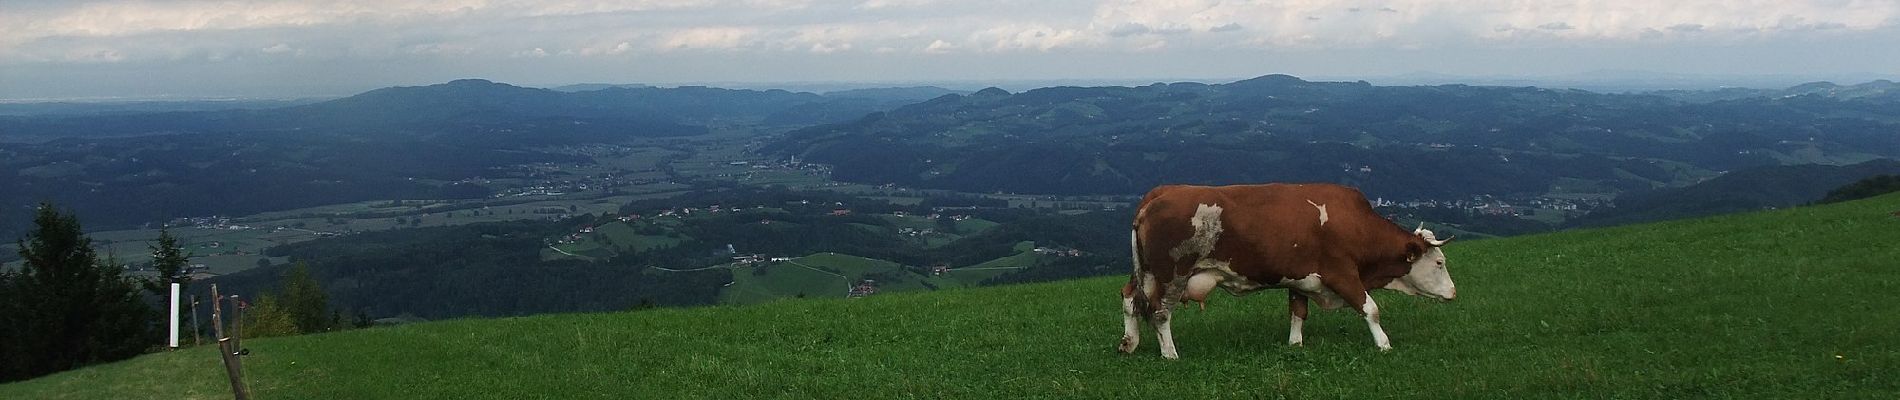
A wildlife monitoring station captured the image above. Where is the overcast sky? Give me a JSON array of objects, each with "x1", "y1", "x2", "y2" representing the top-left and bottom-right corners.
[{"x1": 2, "y1": 0, "x2": 1897, "y2": 100}]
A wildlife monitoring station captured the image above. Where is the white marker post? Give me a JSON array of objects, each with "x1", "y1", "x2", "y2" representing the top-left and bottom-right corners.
[{"x1": 168, "y1": 283, "x2": 181, "y2": 348}]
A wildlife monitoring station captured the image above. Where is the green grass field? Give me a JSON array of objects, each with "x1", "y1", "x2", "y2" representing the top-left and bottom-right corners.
[
  {"x1": 6, "y1": 194, "x2": 1898, "y2": 399},
  {"x1": 592, "y1": 222, "x2": 687, "y2": 252},
  {"x1": 721, "y1": 253, "x2": 926, "y2": 304}
]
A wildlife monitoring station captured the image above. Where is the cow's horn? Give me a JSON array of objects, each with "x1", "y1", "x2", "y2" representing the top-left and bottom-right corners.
[
  {"x1": 1427, "y1": 235, "x2": 1455, "y2": 247},
  {"x1": 1414, "y1": 222, "x2": 1426, "y2": 234}
]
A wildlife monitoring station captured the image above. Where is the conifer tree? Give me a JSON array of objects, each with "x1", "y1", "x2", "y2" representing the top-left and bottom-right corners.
[
  {"x1": 142, "y1": 228, "x2": 191, "y2": 295},
  {"x1": 0, "y1": 203, "x2": 157, "y2": 383}
]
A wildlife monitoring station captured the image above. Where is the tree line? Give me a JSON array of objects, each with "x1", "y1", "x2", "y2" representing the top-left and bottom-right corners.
[{"x1": 1, "y1": 203, "x2": 346, "y2": 383}]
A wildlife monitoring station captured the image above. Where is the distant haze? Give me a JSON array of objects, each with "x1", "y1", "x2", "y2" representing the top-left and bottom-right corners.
[{"x1": 2, "y1": 0, "x2": 1898, "y2": 100}]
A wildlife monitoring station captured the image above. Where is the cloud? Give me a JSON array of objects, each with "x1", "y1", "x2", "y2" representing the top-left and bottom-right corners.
[
  {"x1": 922, "y1": 39, "x2": 957, "y2": 53},
  {"x1": 2, "y1": 0, "x2": 1899, "y2": 99},
  {"x1": 1668, "y1": 23, "x2": 1705, "y2": 33},
  {"x1": 856, "y1": 0, "x2": 938, "y2": 10},
  {"x1": 658, "y1": 27, "x2": 757, "y2": 51},
  {"x1": 3, "y1": 0, "x2": 1893, "y2": 66},
  {"x1": 973, "y1": 24, "x2": 1091, "y2": 51},
  {"x1": 809, "y1": 42, "x2": 851, "y2": 54},
  {"x1": 1108, "y1": 22, "x2": 1151, "y2": 37},
  {"x1": 511, "y1": 47, "x2": 550, "y2": 58},
  {"x1": 1089, "y1": 0, "x2": 1900, "y2": 48}
]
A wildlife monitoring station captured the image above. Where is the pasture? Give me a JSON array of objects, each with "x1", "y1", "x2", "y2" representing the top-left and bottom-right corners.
[{"x1": 3, "y1": 193, "x2": 1896, "y2": 398}]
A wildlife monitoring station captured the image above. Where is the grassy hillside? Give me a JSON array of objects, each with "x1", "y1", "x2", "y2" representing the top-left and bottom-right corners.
[{"x1": 6, "y1": 194, "x2": 1899, "y2": 398}]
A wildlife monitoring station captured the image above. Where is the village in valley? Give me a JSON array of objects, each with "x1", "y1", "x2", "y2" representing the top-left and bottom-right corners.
[{"x1": 6, "y1": 132, "x2": 1615, "y2": 306}]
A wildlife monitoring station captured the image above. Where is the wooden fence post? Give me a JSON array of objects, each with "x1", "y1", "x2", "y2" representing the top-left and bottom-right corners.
[
  {"x1": 192, "y1": 294, "x2": 202, "y2": 347},
  {"x1": 231, "y1": 295, "x2": 243, "y2": 354},
  {"x1": 209, "y1": 284, "x2": 251, "y2": 400}
]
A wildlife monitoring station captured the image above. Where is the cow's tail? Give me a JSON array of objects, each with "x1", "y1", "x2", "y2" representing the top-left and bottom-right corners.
[{"x1": 1126, "y1": 219, "x2": 1155, "y2": 321}]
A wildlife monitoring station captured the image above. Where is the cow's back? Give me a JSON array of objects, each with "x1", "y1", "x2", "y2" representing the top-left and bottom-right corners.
[{"x1": 1134, "y1": 183, "x2": 1383, "y2": 282}]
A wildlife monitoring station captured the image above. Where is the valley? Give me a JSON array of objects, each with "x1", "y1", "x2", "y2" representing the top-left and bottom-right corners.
[{"x1": 4, "y1": 76, "x2": 1898, "y2": 322}]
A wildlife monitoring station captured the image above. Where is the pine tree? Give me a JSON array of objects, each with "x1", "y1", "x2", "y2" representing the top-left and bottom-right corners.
[
  {"x1": 0, "y1": 269, "x2": 23, "y2": 379},
  {"x1": 0, "y1": 203, "x2": 158, "y2": 383},
  {"x1": 142, "y1": 228, "x2": 191, "y2": 295}
]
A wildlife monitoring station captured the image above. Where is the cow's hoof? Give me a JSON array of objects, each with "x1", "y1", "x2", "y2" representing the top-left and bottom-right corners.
[
  {"x1": 1377, "y1": 346, "x2": 1393, "y2": 352},
  {"x1": 1288, "y1": 340, "x2": 1303, "y2": 347},
  {"x1": 1161, "y1": 351, "x2": 1179, "y2": 360},
  {"x1": 1116, "y1": 336, "x2": 1138, "y2": 354}
]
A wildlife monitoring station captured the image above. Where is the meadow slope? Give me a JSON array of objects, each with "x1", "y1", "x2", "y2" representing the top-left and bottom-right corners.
[{"x1": 5, "y1": 194, "x2": 1898, "y2": 399}]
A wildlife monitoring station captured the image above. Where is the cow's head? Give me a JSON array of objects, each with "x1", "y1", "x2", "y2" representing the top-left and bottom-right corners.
[{"x1": 1389, "y1": 224, "x2": 1456, "y2": 301}]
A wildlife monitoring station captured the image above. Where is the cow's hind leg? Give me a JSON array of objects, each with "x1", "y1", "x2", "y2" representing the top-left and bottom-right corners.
[
  {"x1": 1288, "y1": 291, "x2": 1310, "y2": 346},
  {"x1": 1118, "y1": 278, "x2": 1141, "y2": 354},
  {"x1": 1154, "y1": 295, "x2": 1179, "y2": 359},
  {"x1": 1141, "y1": 273, "x2": 1183, "y2": 360}
]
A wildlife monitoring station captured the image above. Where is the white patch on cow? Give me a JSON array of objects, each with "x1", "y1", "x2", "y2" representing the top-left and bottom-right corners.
[
  {"x1": 1288, "y1": 315, "x2": 1305, "y2": 346},
  {"x1": 1305, "y1": 199, "x2": 1329, "y2": 226},
  {"x1": 1362, "y1": 294, "x2": 1391, "y2": 351},
  {"x1": 1141, "y1": 272, "x2": 1158, "y2": 299},
  {"x1": 1169, "y1": 204, "x2": 1223, "y2": 260},
  {"x1": 1276, "y1": 273, "x2": 1345, "y2": 309}
]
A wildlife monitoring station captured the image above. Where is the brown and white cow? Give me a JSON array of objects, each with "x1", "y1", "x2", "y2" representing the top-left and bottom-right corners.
[{"x1": 1117, "y1": 183, "x2": 1456, "y2": 359}]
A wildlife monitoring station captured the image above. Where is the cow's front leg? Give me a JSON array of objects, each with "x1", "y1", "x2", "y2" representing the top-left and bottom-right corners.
[
  {"x1": 1323, "y1": 275, "x2": 1390, "y2": 351},
  {"x1": 1288, "y1": 291, "x2": 1309, "y2": 346},
  {"x1": 1358, "y1": 293, "x2": 1390, "y2": 351}
]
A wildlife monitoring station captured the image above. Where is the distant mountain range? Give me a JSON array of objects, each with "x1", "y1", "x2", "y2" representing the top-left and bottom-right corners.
[
  {"x1": 1646, "y1": 80, "x2": 1900, "y2": 103},
  {"x1": 549, "y1": 83, "x2": 653, "y2": 92},
  {"x1": 0, "y1": 79, "x2": 963, "y2": 140},
  {"x1": 2, "y1": 75, "x2": 1896, "y2": 236},
  {"x1": 1360, "y1": 70, "x2": 1899, "y2": 93},
  {"x1": 0, "y1": 98, "x2": 330, "y2": 117},
  {"x1": 767, "y1": 74, "x2": 1900, "y2": 198}
]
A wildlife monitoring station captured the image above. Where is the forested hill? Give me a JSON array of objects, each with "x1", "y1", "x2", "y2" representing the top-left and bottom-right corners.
[
  {"x1": 0, "y1": 80, "x2": 946, "y2": 237},
  {"x1": 0, "y1": 79, "x2": 951, "y2": 140},
  {"x1": 767, "y1": 75, "x2": 1900, "y2": 198},
  {"x1": 1571, "y1": 159, "x2": 1900, "y2": 227},
  {"x1": 1647, "y1": 79, "x2": 1900, "y2": 103}
]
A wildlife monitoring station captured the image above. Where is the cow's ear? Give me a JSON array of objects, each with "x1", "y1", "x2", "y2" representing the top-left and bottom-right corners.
[{"x1": 1405, "y1": 241, "x2": 1423, "y2": 263}]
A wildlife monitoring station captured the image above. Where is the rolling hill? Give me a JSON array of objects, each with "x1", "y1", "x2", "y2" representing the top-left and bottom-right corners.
[
  {"x1": 1573, "y1": 158, "x2": 1900, "y2": 227},
  {"x1": 767, "y1": 75, "x2": 1900, "y2": 198},
  {"x1": 0, "y1": 79, "x2": 964, "y2": 140},
  {"x1": 4, "y1": 193, "x2": 1896, "y2": 398},
  {"x1": 0, "y1": 78, "x2": 953, "y2": 237}
]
